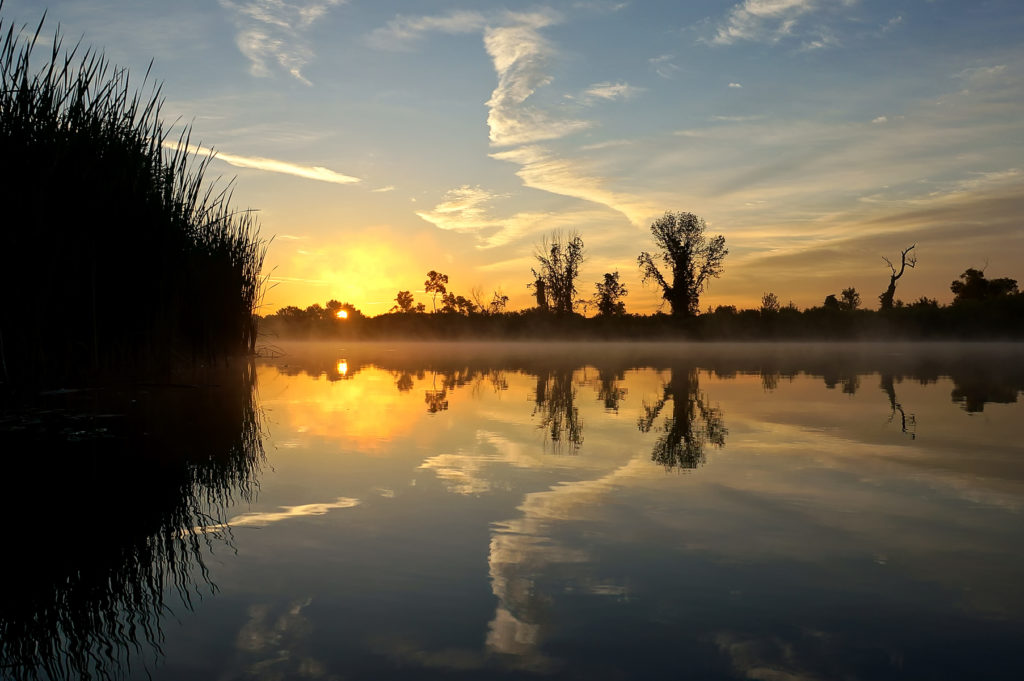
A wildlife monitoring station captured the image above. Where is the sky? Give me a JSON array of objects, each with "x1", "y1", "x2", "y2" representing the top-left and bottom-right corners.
[{"x1": 7, "y1": 0, "x2": 1024, "y2": 314}]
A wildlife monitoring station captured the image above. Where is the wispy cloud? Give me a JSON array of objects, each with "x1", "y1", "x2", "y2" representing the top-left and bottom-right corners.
[
  {"x1": 366, "y1": 10, "x2": 487, "y2": 49},
  {"x1": 710, "y1": 0, "x2": 820, "y2": 46},
  {"x1": 372, "y1": 185, "x2": 396, "y2": 193},
  {"x1": 649, "y1": 53, "x2": 680, "y2": 79},
  {"x1": 168, "y1": 141, "x2": 361, "y2": 185},
  {"x1": 218, "y1": 0, "x2": 345, "y2": 84},
  {"x1": 484, "y1": 10, "x2": 591, "y2": 146},
  {"x1": 490, "y1": 145, "x2": 656, "y2": 225},
  {"x1": 415, "y1": 185, "x2": 616, "y2": 248},
  {"x1": 728, "y1": 82, "x2": 743, "y2": 88},
  {"x1": 581, "y1": 81, "x2": 644, "y2": 102}
]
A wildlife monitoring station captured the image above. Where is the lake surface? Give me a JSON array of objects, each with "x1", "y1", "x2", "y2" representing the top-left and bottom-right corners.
[{"x1": 4, "y1": 342, "x2": 1024, "y2": 680}]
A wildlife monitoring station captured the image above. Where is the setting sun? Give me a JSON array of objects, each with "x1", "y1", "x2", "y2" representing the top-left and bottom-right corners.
[{"x1": 337, "y1": 310, "x2": 348, "y2": 319}]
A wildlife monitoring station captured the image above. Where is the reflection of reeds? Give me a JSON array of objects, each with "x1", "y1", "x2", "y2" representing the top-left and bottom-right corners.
[
  {"x1": 0, "y1": 361, "x2": 264, "y2": 681},
  {"x1": 0, "y1": 9, "x2": 266, "y2": 387}
]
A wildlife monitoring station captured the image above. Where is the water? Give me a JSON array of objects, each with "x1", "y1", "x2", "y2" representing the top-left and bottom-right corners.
[{"x1": 4, "y1": 342, "x2": 1024, "y2": 680}]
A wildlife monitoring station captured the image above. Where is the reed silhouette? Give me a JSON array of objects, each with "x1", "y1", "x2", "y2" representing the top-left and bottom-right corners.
[{"x1": 0, "y1": 8, "x2": 265, "y2": 388}]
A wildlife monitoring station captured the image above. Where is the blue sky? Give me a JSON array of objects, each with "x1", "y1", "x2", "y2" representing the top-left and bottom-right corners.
[{"x1": 8, "y1": 0, "x2": 1023, "y2": 313}]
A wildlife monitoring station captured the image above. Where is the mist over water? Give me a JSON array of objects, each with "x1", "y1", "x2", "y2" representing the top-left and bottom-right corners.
[{"x1": 4, "y1": 342, "x2": 1023, "y2": 680}]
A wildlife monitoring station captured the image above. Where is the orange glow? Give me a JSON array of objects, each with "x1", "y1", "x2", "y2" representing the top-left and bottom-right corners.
[
  {"x1": 337, "y1": 309, "x2": 348, "y2": 319},
  {"x1": 337, "y1": 360, "x2": 348, "y2": 375}
]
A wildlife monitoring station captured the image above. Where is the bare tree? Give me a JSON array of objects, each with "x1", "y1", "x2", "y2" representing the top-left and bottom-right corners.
[
  {"x1": 638, "y1": 212, "x2": 727, "y2": 317},
  {"x1": 531, "y1": 231, "x2": 585, "y2": 314},
  {"x1": 878, "y1": 245, "x2": 916, "y2": 310},
  {"x1": 489, "y1": 289, "x2": 509, "y2": 314}
]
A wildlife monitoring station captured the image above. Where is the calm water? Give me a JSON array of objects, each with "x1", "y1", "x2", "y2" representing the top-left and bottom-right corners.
[{"x1": 4, "y1": 342, "x2": 1024, "y2": 680}]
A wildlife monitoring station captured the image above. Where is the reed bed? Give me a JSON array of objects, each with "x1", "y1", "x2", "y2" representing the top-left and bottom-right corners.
[{"x1": 0, "y1": 7, "x2": 266, "y2": 387}]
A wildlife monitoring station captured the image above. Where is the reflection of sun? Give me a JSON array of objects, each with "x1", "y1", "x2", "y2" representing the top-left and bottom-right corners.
[
  {"x1": 337, "y1": 360, "x2": 348, "y2": 376},
  {"x1": 337, "y1": 310, "x2": 348, "y2": 319}
]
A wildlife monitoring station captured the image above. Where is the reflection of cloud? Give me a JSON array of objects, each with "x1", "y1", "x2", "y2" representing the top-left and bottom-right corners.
[
  {"x1": 197, "y1": 497, "x2": 359, "y2": 533},
  {"x1": 419, "y1": 431, "x2": 549, "y2": 495},
  {"x1": 168, "y1": 141, "x2": 361, "y2": 185},
  {"x1": 486, "y1": 457, "x2": 648, "y2": 659},
  {"x1": 233, "y1": 599, "x2": 332, "y2": 679},
  {"x1": 715, "y1": 631, "x2": 829, "y2": 681},
  {"x1": 218, "y1": 0, "x2": 346, "y2": 84}
]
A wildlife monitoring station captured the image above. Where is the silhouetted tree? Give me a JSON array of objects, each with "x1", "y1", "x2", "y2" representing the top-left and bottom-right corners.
[
  {"x1": 425, "y1": 271, "x2": 449, "y2": 312},
  {"x1": 840, "y1": 287, "x2": 861, "y2": 311},
  {"x1": 823, "y1": 294, "x2": 841, "y2": 310},
  {"x1": 879, "y1": 245, "x2": 916, "y2": 310},
  {"x1": 637, "y1": 211, "x2": 727, "y2": 317},
  {"x1": 531, "y1": 231, "x2": 585, "y2": 314},
  {"x1": 760, "y1": 292, "x2": 780, "y2": 314},
  {"x1": 441, "y1": 292, "x2": 477, "y2": 315},
  {"x1": 594, "y1": 271, "x2": 628, "y2": 316},
  {"x1": 531, "y1": 277, "x2": 548, "y2": 312},
  {"x1": 392, "y1": 290, "x2": 415, "y2": 313},
  {"x1": 489, "y1": 289, "x2": 510, "y2": 314},
  {"x1": 951, "y1": 268, "x2": 1019, "y2": 303}
]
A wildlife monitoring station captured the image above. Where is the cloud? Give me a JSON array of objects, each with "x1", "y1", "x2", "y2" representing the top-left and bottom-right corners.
[
  {"x1": 649, "y1": 53, "x2": 680, "y2": 79},
  {"x1": 372, "y1": 185, "x2": 396, "y2": 193},
  {"x1": 484, "y1": 10, "x2": 592, "y2": 146},
  {"x1": 218, "y1": 0, "x2": 345, "y2": 84},
  {"x1": 872, "y1": 115, "x2": 887, "y2": 124},
  {"x1": 366, "y1": 10, "x2": 487, "y2": 49},
  {"x1": 415, "y1": 185, "x2": 609, "y2": 248},
  {"x1": 490, "y1": 145, "x2": 657, "y2": 225},
  {"x1": 583, "y1": 81, "x2": 644, "y2": 101},
  {"x1": 416, "y1": 185, "x2": 505, "y2": 231},
  {"x1": 168, "y1": 141, "x2": 361, "y2": 185},
  {"x1": 710, "y1": 0, "x2": 821, "y2": 46},
  {"x1": 728, "y1": 82, "x2": 743, "y2": 88},
  {"x1": 881, "y1": 15, "x2": 903, "y2": 33}
]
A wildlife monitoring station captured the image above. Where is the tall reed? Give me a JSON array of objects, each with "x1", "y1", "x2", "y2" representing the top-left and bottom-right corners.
[{"x1": 0, "y1": 6, "x2": 266, "y2": 387}]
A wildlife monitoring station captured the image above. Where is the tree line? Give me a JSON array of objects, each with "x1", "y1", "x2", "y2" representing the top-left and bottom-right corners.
[{"x1": 259, "y1": 210, "x2": 1023, "y2": 340}]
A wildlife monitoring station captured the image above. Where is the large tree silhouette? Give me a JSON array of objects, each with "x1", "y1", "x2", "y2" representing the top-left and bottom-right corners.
[{"x1": 638, "y1": 212, "x2": 727, "y2": 317}]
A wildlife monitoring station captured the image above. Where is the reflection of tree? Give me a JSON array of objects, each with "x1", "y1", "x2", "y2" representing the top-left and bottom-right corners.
[
  {"x1": 395, "y1": 372, "x2": 415, "y2": 392},
  {"x1": 425, "y1": 389, "x2": 449, "y2": 413},
  {"x1": 881, "y1": 374, "x2": 916, "y2": 439},
  {"x1": 0, "y1": 364, "x2": 264, "y2": 681},
  {"x1": 422, "y1": 369, "x2": 478, "y2": 414},
  {"x1": 533, "y1": 369, "x2": 583, "y2": 453},
  {"x1": 595, "y1": 368, "x2": 627, "y2": 412},
  {"x1": 823, "y1": 370, "x2": 860, "y2": 395},
  {"x1": 638, "y1": 367, "x2": 727, "y2": 470}
]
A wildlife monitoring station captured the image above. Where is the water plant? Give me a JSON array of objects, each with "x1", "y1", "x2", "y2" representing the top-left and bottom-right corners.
[{"x1": 0, "y1": 4, "x2": 266, "y2": 387}]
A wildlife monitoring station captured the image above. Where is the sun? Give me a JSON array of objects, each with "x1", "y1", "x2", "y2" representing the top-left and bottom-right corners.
[{"x1": 337, "y1": 309, "x2": 348, "y2": 319}]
